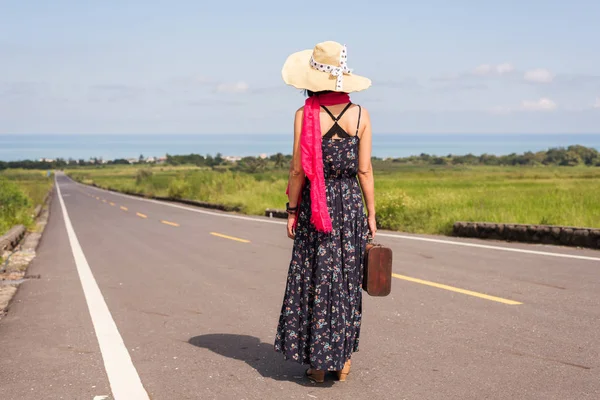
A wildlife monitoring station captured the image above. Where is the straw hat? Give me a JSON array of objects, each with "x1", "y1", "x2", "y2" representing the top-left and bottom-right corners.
[{"x1": 282, "y1": 41, "x2": 371, "y2": 93}]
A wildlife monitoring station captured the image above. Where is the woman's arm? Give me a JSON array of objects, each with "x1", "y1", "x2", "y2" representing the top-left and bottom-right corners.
[
  {"x1": 287, "y1": 107, "x2": 306, "y2": 239},
  {"x1": 357, "y1": 108, "x2": 377, "y2": 237}
]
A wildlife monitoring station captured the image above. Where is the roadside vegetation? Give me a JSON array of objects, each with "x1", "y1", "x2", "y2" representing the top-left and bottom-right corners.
[
  {"x1": 67, "y1": 162, "x2": 600, "y2": 235},
  {"x1": 4, "y1": 145, "x2": 598, "y2": 235},
  {"x1": 0, "y1": 170, "x2": 54, "y2": 236}
]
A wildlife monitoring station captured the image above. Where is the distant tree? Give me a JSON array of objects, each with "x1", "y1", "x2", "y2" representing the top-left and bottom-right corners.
[
  {"x1": 274, "y1": 153, "x2": 286, "y2": 169},
  {"x1": 479, "y1": 153, "x2": 499, "y2": 165},
  {"x1": 166, "y1": 154, "x2": 179, "y2": 166},
  {"x1": 453, "y1": 153, "x2": 478, "y2": 165},
  {"x1": 568, "y1": 145, "x2": 599, "y2": 166},
  {"x1": 560, "y1": 151, "x2": 582, "y2": 166},
  {"x1": 205, "y1": 154, "x2": 214, "y2": 167},
  {"x1": 515, "y1": 151, "x2": 537, "y2": 166},
  {"x1": 419, "y1": 153, "x2": 432, "y2": 163},
  {"x1": 533, "y1": 151, "x2": 546, "y2": 164},
  {"x1": 544, "y1": 147, "x2": 568, "y2": 165},
  {"x1": 192, "y1": 154, "x2": 206, "y2": 166},
  {"x1": 237, "y1": 156, "x2": 269, "y2": 173},
  {"x1": 139, "y1": 154, "x2": 145, "y2": 163}
]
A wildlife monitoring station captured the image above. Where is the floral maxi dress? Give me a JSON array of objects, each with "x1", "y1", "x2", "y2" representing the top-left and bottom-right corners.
[{"x1": 274, "y1": 107, "x2": 369, "y2": 372}]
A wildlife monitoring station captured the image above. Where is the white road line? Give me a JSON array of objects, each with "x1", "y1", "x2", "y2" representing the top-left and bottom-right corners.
[
  {"x1": 73, "y1": 178, "x2": 600, "y2": 262},
  {"x1": 377, "y1": 233, "x2": 600, "y2": 262},
  {"x1": 56, "y1": 180, "x2": 150, "y2": 400}
]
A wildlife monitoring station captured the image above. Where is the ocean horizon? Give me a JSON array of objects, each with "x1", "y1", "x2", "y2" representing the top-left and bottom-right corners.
[{"x1": 1, "y1": 133, "x2": 600, "y2": 162}]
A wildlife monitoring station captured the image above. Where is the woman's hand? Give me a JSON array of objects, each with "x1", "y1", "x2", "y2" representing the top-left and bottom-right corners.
[
  {"x1": 287, "y1": 213, "x2": 297, "y2": 239},
  {"x1": 368, "y1": 215, "x2": 377, "y2": 239}
]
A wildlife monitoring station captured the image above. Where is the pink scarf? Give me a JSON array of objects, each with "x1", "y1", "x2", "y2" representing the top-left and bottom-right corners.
[{"x1": 287, "y1": 92, "x2": 351, "y2": 233}]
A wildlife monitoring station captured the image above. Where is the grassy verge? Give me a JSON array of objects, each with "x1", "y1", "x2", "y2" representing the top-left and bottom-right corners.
[
  {"x1": 0, "y1": 169, "x2": 54, "y2": 236},
  {"x1": 67, "y1": 163, "x2": 600, "y2": 235}
]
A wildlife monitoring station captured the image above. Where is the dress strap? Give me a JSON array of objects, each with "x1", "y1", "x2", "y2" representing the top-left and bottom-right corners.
[
  {"x1": 320, "y1": 105, "x2": 337, "y2": 121},
  {"x1": 335, "y1": 103, "x2": 353, "y2": 121},
  {"x1": 356, "y1": 105, "x2": 362, "y2": 136},
  {"x1": 321, "y1": 103, "x2": 353, "y2": 121}
]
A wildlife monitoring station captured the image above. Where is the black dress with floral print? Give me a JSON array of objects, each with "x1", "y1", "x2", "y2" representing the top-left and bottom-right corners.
[{"x1": 274, "y1": 113, "x2": 369, "y2": 372}]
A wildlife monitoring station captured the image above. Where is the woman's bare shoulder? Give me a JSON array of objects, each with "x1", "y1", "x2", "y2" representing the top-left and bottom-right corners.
[{"x1": 294, "y1": 106, "x2": 305, "y2": 123}]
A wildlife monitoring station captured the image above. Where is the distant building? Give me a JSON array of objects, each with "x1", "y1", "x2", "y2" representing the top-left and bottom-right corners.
[
  {"x1": 224, "y1": 155, "x2": 242, "y2": 163},
  {"x1": 126, "y1": 158, "x2": 138, "y2": 164},
  {"x1": 38, "y1": 158, "x2": 55, "y2": 163},
  {"x1": 146, "y1": 156, "x2": 156, "y2": 163},
  {"x1": 258, "y1": 153, "x2": 268, "y2": 159},
  {"x1": 157, "y1": 156, "x2": 167, "y2": 164}
]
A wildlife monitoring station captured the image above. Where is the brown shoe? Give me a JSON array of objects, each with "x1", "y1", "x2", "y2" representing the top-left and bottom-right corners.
[
  {"x1": 305, "y1": 368, "x2": 326, "y2": 383},
  {"x1": 336, "y1": 360, "x2": 352, "y2": 382}
]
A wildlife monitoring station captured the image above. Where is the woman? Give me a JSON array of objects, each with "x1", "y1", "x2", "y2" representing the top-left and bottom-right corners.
[{"x1": 274, "y1": 41, "x2": 376, "y2": 383}]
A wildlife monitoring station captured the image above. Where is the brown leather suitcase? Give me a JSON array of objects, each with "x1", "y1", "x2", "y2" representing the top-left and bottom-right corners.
[{"x1": 363, "y1": 241, "x2": 393, "y2": 296}]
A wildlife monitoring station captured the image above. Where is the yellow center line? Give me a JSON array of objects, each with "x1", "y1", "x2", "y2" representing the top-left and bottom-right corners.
[
  {"x1": 109, "y1": 202, "x2": 115, "y2": 206},
  {"x1": 120, "y1": 206, "x2": 128, "y2": 211},
  {"x1": 161, "y1": 220, "x2": 180, "y2": 227},
  {"x1": 392, "y1": 273, "x2": 522, "y2": 305},
  {"x1": 102, "y1": 199, "x2": 107, "y2": 203},
  {"x1": 136, "y1": 212, "x2": 148, "y2": 219},
  {"x1": 96, "y1": 197, "x2": 100, "y2": 200},
  {"x1": 210, "y1": 232, "x2": 250, "y2": 243}
]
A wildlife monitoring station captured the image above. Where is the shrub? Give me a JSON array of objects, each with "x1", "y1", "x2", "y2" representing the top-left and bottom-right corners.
[
  {"x1": 168, "y1": 179, "x2": 191, "y2": 199},
  {"x1": 376, "y1": 191, "x2": 416, "y2": 231},
  {"x1": 135, "y1": 168, "x2": 153, "y2": 184},
  {"x1": 0, "y1": 178, "x2": 32, "y2": 235}
]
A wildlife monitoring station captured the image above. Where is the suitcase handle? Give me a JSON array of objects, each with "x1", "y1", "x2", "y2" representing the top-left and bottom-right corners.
[{"x1": 367, "y1": 233, "x2": 381, "y2": 247}]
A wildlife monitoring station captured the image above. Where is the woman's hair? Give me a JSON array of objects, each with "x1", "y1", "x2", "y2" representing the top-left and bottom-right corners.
[{"x1": 304, "y1": 90, "x2": 333, "y2": 97}]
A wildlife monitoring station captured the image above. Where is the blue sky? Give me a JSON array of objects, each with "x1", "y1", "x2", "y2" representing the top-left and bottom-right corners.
[{"x1": 1, "y1": 0, "x2": 599, "y2": 134}]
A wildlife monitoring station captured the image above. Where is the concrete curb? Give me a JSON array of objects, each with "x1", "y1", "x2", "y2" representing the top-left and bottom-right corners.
[
  {"x1": 0, "y1": 225, "x2": 27, "y2": 253},
  {"x1": 453, "y1": 221, "x2": 600, "y2": 250},
  {"x1": 0, "y1": 185, "x2": 54, "y2": 319},
  {"x1": 265, "y1": 209, "x2": 287, "y2": 219},
  {"x1": 0, "y1": 187, "x2": 53, "y2": 254}
]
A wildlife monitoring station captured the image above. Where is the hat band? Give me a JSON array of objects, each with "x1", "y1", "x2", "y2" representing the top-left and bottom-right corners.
[{"x1": 309, "y1": 45, "x2": 353, "y2": 91}]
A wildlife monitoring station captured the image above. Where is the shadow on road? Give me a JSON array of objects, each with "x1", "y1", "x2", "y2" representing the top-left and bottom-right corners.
[{"x1": 188, "y1": 334, "x2": 335, "y2": 386}]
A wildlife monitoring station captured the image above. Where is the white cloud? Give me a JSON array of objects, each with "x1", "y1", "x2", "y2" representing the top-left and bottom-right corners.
[
  {"x1": 524, "y1": 68, "x2": 555, "y2": 83},
  {"x1": 496, "y1": 63, "x2": 515, "y2": 75},
  {"x1": 521, "y1": 97, "x2": 558, "y2": 111},
  {"x1": 594, "y1": 97, "x2": 600, "y2": 109},
  {"x1": 473, "y1": 64, "x2": 493, "y2": 76},
  {"x1": 472, "y1": 63, "x2": 514, "y2": 76},
  {"x1": 215, "y1": 81, "x2": 249, "y2": 94}
]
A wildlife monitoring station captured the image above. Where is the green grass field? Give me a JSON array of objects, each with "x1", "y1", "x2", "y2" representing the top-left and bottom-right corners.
[
  {"x1": 67, "y1": 163, "x2": 600, "y2": 235},
  {"x1": 0, "y1": 169, "x2": 54, "y2": 236}
]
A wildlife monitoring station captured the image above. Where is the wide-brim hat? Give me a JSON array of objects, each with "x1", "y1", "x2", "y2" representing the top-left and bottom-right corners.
[{"x1": 282, "y1": 41, "x2": 371, "y2": 93}]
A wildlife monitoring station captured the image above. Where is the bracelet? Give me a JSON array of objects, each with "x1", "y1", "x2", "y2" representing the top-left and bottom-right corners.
[{"x1": 286, "y1": 202, "x2": 298, "y2": 213}]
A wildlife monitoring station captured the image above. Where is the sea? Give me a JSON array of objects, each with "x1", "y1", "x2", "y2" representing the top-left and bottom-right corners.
[{"x1": 1, "y1": 134, "x2": 599, "y2": 162}]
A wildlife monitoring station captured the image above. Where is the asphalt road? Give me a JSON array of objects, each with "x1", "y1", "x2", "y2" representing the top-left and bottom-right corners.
[{"x1": 1, "y1": 173, "x2": 599, "y2": 400}]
